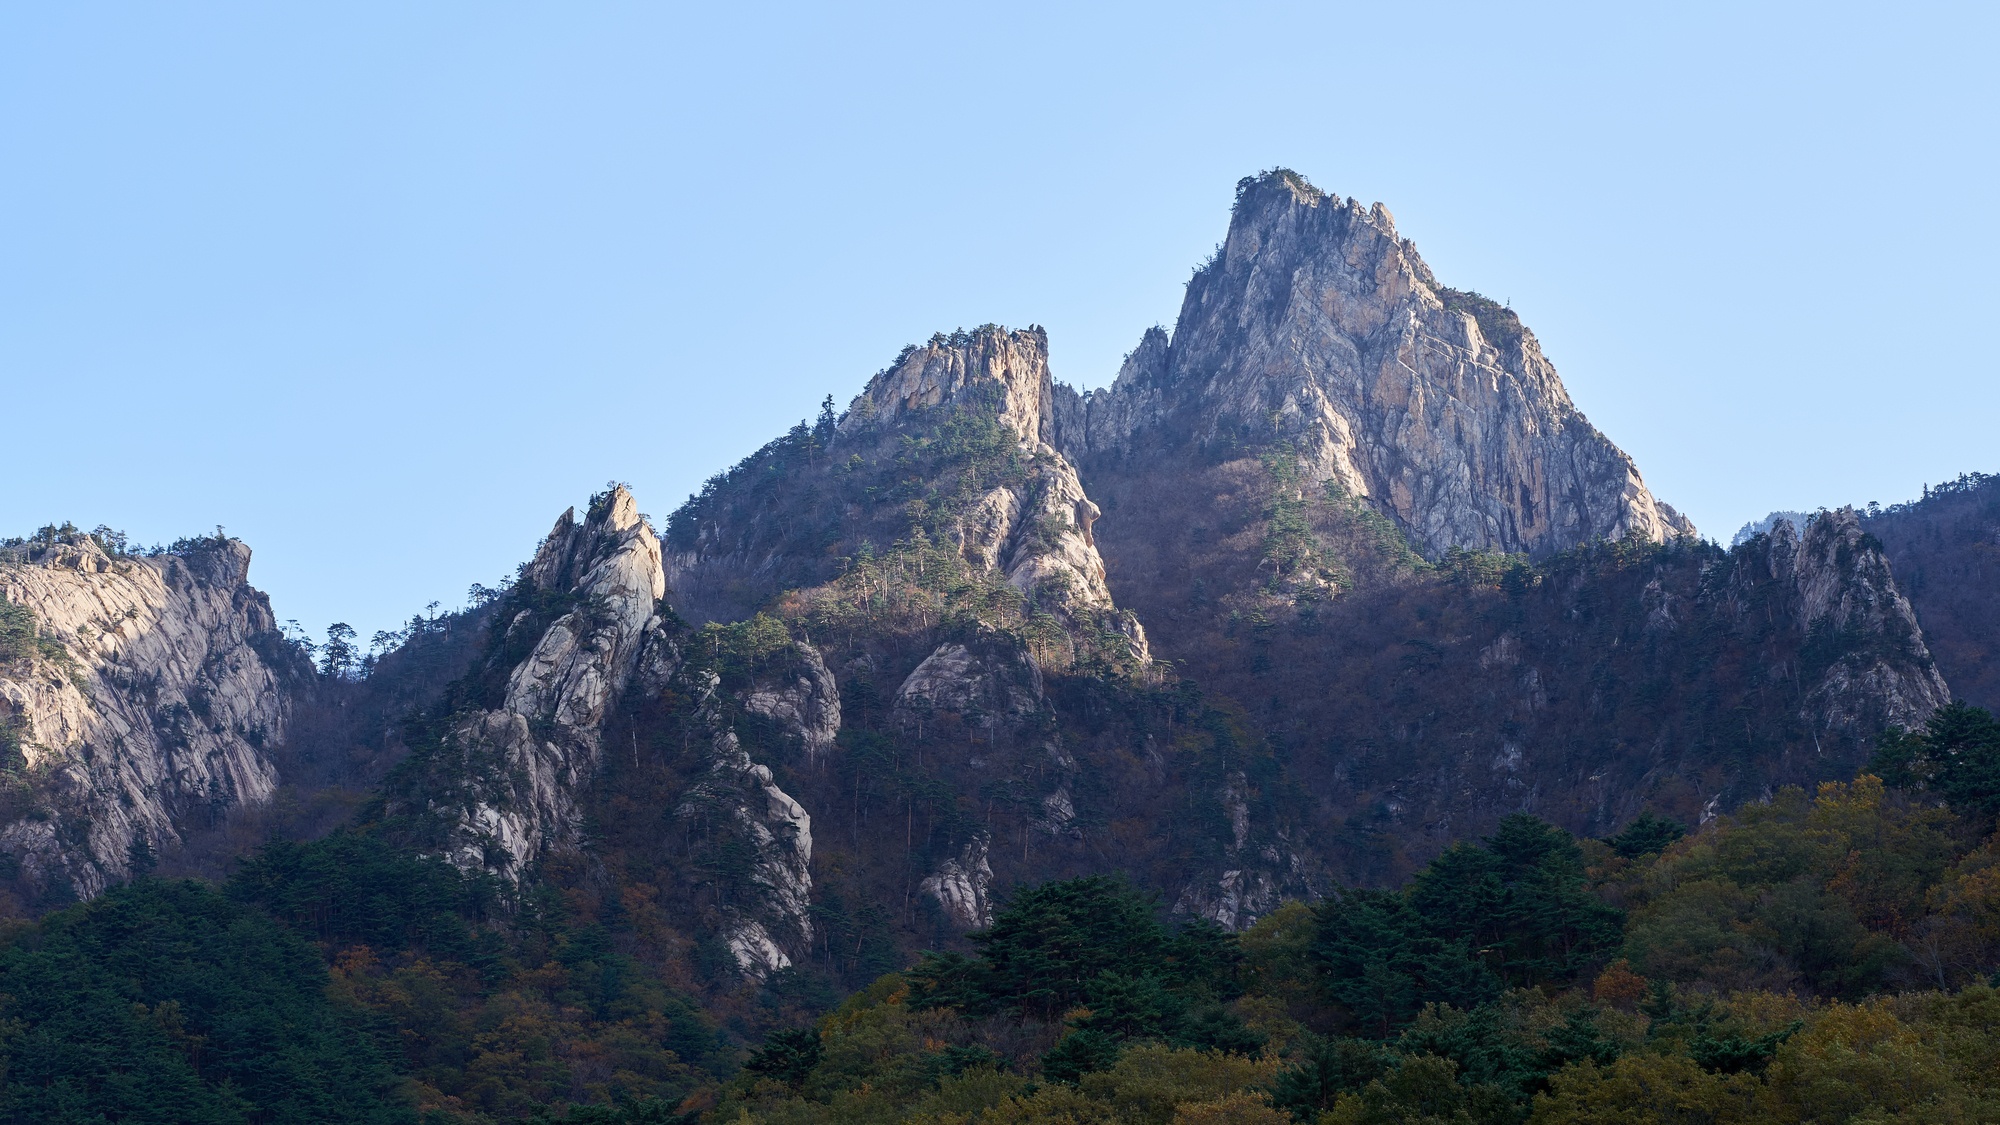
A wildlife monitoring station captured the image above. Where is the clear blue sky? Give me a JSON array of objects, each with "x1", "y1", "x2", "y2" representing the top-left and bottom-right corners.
[{"x1": 4, "y1": 3, "x2": 1994, "y2": 644}]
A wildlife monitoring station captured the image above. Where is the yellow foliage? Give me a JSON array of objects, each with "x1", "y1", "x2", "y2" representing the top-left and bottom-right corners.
[
  {"x1": 1077, "y1": 1044, "x2": 1282, "y2": 1125},
  {"x1": 1913, "y1": 837, "x2": 2000, "y2": 986},
  {"x1": 1758, "y1": 989, "x2": 2000, "y2": 1124},
  {"x1": 1237, "y1": 901, "x2": 1314, "y2": 986},
  {"x1": 1761, "y1": 1001, "x2": 1942, "y2": 1122},
  {"x1": 1168, "y1": 1091, "x2": 1290, "y2": 1125},
  {"x1": 1531, "y1": 1053, "x2": 1760, "y2": 1124},
  {"x1": 1534, "y1": 989, "x2": 2000, "y2": 1124},
  {"x1": 975, "y1": 1083, "x2": 1121, "y2": 1125},
  {"x1": 1711, "y1": 990, "x2": 1810, "y2": 1034},
  {"x1": 907, "y1": 1069, "x2": 1034, "y2": 1121}
]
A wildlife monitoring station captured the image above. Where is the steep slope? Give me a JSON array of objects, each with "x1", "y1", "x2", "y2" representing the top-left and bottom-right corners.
[
  {"x1": 0, "y1": 528, "x2": 308, "y2": 906},
  {"x1": 665, "y1": 326, "x2": 1146, "y2": 668},
  {"x1": 1156, "y1": 508, "x2": 1945, "y2": 894},
  {"x1": 7, "y1": 170, "x2": 1932, "y2": 963},
  {"x1": 377, "y1": 486, "x2": 670, "y2": 880},
  {"x1": 1864, "y1": 472, "x2": 2000, "y2": 711},
  {"x1": 630, "y1": 175, "x2": 1942, "y2": 930},
  {"x1": 1054, "y1": 169, "x2": 1692, "y2": 560},
  {"x1": 375, "y1": 486, "x2": 823, "y2": 977}
]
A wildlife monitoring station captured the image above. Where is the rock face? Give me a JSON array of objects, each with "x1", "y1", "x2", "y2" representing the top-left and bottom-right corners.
[
  {"x1": 851, "y1": 327, "x2": 1063, "y2": 452},
  {"x1": 400, "y1": 486, "x2": 819, "y2": 976},
  {"x1": 920, "y1": 835, "x2": 994, "y2": 930},
  {"x1": 417, "y1": 487, "x2": 667, "y2": 880},
  {"x1": 893, "y1": 633, "x2": 1045, "y2": 738},
  {"x1": 1052, "y1": 170, "x2": 1693, "y2": 558},
  {"x1": 739, "y1": 641, "x2": 842, "y2": 761},
  {"x1": 672, "y1": 668, "x2": 815, "y2": 978},
  {"x1": 1733, "y1": 511, "x2": 1815, "y2": 548},
  {"x1": 1762, "y1": 509, "x2": 1948, "y2": 736},
  {"x1": 665, "y1": 326, "x2": 1148, "y2": 665},
  {"x1": 0, "y1": 535, "x2": 303, "y2": 900},
  {"x1": 1171, "y1": 771, "x2": 1324, "y2": 931},
  {"x1": 845, "y1": 329, "x2": 1133, "y2": 638}
]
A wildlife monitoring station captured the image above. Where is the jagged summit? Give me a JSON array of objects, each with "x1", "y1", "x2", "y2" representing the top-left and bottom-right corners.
[
  {"x1": 1054, "y1": 168, "x2": 1693, "y2": 558},
  {"x1": 844, "y1": 324, "x2": 1058, "y2": 448},
  {"x1": 384, "y1": 485, "x2": 666, "y2": 881},
  {"x1": 666, "y1": 325, "x2": 1147, "y2": 667}
]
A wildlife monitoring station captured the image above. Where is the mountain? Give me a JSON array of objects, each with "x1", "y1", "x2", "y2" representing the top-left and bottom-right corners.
[
  {"x1": 0, "y1": 526, "x2": 307, "y2": 907},
  {"x1": 1053, "y1": 171, "x2": 1693, "y2": 559},
  {"x1": 665, "y1": 324, "x2": 1147, "y2": 668},
  {"x1": 372, "y1": 485, "x2": 824, "y2": 976},
  {"x1": 0, "y1": 170, "x2": 1945, "y2": 943},
  {"x1": 352, "y1": 170, "x2": 1945, "y2": 947},
  {"x1": 376, "y1": 487, "x2": 672, "y2": 883},
  {"x1": 0, "y1": 167, "x2": 1980, "y2": 1123},
  {"x1": 1863, "y1": 472, "x2": 2000, "y2": 711},
  {"x1": 1181, "y1": 509, "x2": 1946, "y2": 863}
]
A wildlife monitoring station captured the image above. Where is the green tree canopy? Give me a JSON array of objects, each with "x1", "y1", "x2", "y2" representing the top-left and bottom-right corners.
[{"x1": 0, "y1": 879, "x2": 411, "y2": 1124}]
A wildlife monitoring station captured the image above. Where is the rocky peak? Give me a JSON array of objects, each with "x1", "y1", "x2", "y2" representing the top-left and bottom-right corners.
[
  {"x1": 667, "y1": 326, "x2": 1148, "y2": 667},
  {"x1": 500, "y1": 487, "x2": 664, "y2": 733},
  {"x1": 385, "y1": 486, "x2": 823, "y2": 975},
  {"x1": 845, "y1": 325, "x2": 1056, "y2": 447},
  {"x1": 526, "y1": 486, "x2": 656, "y2": 596},
  {"x1": 408, "y1": 485, "x2": 666, "y2": 880},
  {"x1": 1055, "y1": 168, "x2": 1693, "y2": 559},
  {"x1": 849, "y1": 327, "x2": 1144, "y2": 656}
]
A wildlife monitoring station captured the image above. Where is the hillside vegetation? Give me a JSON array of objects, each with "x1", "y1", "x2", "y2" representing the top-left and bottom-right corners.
[
  {"x1": 2, "y1": 701, "x2": 1994, "y2": 1123},
  {"x1": 1866, "y1": 472, "x2": 2000, "y2": 711}
]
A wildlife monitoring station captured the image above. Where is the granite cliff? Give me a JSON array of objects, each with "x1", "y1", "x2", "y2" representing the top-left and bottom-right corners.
[
  {"x1": 384, "y1": 487, "x2": 668, "y2": 881},
  {"x1": 0, "y1": 530, "x2": 305, "y2": 904},
  {"x1": 666, "y1": 326, "x2": 1146, "y2": 668},
  {"x1": 1053, "y1": 170, "x2": 1693, "y2": 558},
  {"x1": 376, "y1": 486, "x2": 821, "y2": 976},
  {"x1": 0, "y1": 171, "x2": 1956, "y2": 979},
  {"x1": 0, "y1": 165, "x2": 1986, "y2": 1124}
]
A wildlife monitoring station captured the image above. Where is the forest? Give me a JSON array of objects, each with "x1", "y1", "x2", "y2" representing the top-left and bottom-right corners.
[{"x1": 1, "y1": 699, "x2": 1995, "y2": 1123}]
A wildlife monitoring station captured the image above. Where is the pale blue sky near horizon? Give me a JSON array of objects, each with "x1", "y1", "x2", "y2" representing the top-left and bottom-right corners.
[{"x1": 4, "y1": 3, "x2": 1995, "y2": 644}]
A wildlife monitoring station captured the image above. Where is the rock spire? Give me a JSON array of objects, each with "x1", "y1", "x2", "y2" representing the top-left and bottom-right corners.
[{"x1": 1053, "y1": 169, "x2": 1694, "y2": 557}]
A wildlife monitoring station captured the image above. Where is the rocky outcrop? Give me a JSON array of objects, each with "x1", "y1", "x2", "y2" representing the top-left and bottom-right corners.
[
  {"x1": 893, "y1": 632, "x2": 1045, "y2": 738},
  {"x1": 1756, "y1": 509, "x2": 1947, "y2": 735},
  {"x1": 664, "y1": 327, "x2": 1149, "y2": 666},
  {"x1": 400, "y1": 486, "x2": 819, "y2": 975},
  {"x1": 844, "y1": 328, "x2": 1149, "y2": 657},
  {"x1": 674, "y1": 668, "x2": 814, "y2": 978},
  {"x1": 1733, "y1": 511, "x2": 1815, "y2": 548},
  {"x1": 418, "y1": 487, "x2": 666, "y2": 880},
  {"x1": 0, "y1": 534, "x2": 304, "y2": 900},
  {"x1": 740, "y1": 641, "x2": 841, "y2": 761},
  {"x1": 920, "y1": 835, "x2": 994, "y2": 930},
  {"x1": 847, "y1": 327, "x2": 1063, "y2": 450},
  {"x1": 1051, "y1": 170, "x2": 1693, "y2": 559},
  {"x1": 1171, "y1": 772, "x2": 1322, "y2": 931}
]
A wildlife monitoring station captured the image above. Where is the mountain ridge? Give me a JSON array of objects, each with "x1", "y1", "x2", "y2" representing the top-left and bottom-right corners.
[{"x1": 1051, "y1": 170, "x2": 1693, "y2": 560}]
